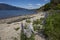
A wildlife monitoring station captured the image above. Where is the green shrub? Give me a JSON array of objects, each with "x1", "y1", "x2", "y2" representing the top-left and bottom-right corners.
[
  {"x1": 13, "y1": 37, "x2": 18, "y2": 40},
  {"x1": 54, "y1": 4, "x2": 60, "y2": 10},
  {"x1": 33, "y1": 19, "x2": 41, "y2": 25},
  {"x1": 26, "y1": 33, "x2": 35, "y2": 40},
  {"x1": 21, "y1": 31, "x2": 35, "y2": 40},
  {"x1": 21, "y1": 31, "x2": 26, "y2": 40},
  {"x1": 33, "y1": 19, "x2": 43, "y2": 31},
  {"x1": 14, "y1": 27, "x2": 20, "y2": 31},
  {"x1": 33, "y1": 24, "x2": 40, "y2": 31},
  {"x1": 44, "y1": 12, "x2": 60, "y2": 40},
  {"x1": 26, "y1": 19, "x2": 31, "y2": 23},
  {"x1": 44, "y1": 3, "x2": 51, "y2": 11}
]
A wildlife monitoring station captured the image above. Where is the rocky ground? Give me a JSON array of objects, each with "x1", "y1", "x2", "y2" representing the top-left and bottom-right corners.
[{"x1": 0, "y1": 12, "x2": 45, "y2": 40}]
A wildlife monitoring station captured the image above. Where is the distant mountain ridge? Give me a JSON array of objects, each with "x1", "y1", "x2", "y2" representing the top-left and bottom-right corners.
[{"x1": 0, "y1": 3, "x2": 27, "y2": 10}]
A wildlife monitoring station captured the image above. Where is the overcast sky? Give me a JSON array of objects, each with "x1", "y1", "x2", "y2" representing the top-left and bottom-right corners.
[{"x1": 0, "y1": 0, "x2": 50, "y2": 9}]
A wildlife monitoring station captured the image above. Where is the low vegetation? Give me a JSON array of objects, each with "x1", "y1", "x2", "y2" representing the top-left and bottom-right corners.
[
  {"x1": 37, "y1": 0, "x2": 60, "y2": 40},
  {"x1": 33, "y1": 19, "x2": 41, "y2": 25},
  {"x1": 21, "y1": 30, "x2": 35, "y2": 40},
  {"x1": 33, "y1": 24, "x2": 40, "y2": 31},
  {"x1": 14, "y1": 27, "x2": 20, "y2": 31},
  {"x1": 26, "y1": 19, "x2": 31, "y2": 23},
  {"x1": 33, "y1": 19, "x2": 44, "y2": 31},
  {"x1": 13, "y1": 37, "x2": 18, "y2": 40},
  {"x1": 44, "y1": 12, "x2": 60, "y2": 40}
]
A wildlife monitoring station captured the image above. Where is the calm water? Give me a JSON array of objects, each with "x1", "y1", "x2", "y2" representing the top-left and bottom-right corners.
[{"x1": 0, "y1": 10, "x2": 36, "y2": 19}]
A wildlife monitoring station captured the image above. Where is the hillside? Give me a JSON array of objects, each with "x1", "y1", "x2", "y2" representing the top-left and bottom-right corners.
[
  {"x1": 37, "y1": 0, "x2": 60, "y2": 40},
  {"x1": 37, "y1": 0, "x2": 60, "y2": 11},
  {"x1": 0, "y1": 3, "x2": 26, "y2": 10},
  {"x1": 36, "y1": 0, "x2": 60, "y2": 40}
]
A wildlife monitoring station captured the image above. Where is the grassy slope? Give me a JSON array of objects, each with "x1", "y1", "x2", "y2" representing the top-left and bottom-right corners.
[
  {"x1": 37, "y1": 0, "x2": 60, "y2": 40},
  {"x1": 44, "y1": 12, "x2": 60, "y2": 40}
]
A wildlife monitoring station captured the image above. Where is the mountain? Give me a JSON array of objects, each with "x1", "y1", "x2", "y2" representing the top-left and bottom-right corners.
[{"x1": 0, "y1": 3, "x2": 26, "y2": 10}]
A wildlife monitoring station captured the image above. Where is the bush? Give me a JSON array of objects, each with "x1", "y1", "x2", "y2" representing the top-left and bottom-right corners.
[
  {"x1": 54, "y1": 4, "x2": 60, "y2": 10},
  {"x1": 33, "y1": 19, "x2": 41, "y2": 25},
  {"x1": 44, "y1": 12, "x2": 60, "y2": 40},
  {"x1": 21, "y1": 31, "x2": 35, "y2": 40},
  {"x1": 14, "y1": 27, "x2": 20, "y2": 31},
  {"x1": 33, "y1": 19, "x2": 44, "y2": 31},
  {"x1": 26, "y1": 19, "x2": 31, "y2": 23},
  {"x1": 44, "y1": 3, "x2": 51, "y2": 11}
]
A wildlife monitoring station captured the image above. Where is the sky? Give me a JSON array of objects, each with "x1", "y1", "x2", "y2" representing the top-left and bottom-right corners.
[{"x1": 0, "y1": 0, "x2": 50, "y2": 9}]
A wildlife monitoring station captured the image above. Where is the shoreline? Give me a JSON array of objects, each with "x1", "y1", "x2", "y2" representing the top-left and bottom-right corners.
[
  {"x1": 0, "y1": 13, "x2": 37, "y2": 24},
  {"x1": 0, "y1": 12, "x2": 45, "y2": 40}
]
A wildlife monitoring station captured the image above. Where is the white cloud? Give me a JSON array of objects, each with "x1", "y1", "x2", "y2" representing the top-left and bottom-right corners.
[
  {"x1": 27, "y1": 4, "x2": 33, "y2": 9},
  {"x1": 28, "y1": 6, "x2": 33, "y2": 8},
  {"x1": 0, "y1": 2, "x2": 4, "y2": 3},
  {"x1": 28, "y1": 4, "x2": 42, "y2": 6},
  {"x1": 28, "y1": 4, "x2": 32, "y2": 6},
  {"x1": 36, "y1": 4, "x2": 42, "y2": 6},
  {"x1": 27, "y1": 3, "x2": 45, "y2": 9}
]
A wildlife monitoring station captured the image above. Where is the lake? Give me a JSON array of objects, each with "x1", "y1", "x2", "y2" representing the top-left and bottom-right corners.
[{"x1": 0, "y1": 10, "x2": 36, "y2": 19}]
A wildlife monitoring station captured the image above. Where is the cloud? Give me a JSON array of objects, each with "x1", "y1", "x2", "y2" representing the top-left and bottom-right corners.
[
  {"x1": 27, "y1": 4, "x2": 33, "y2": 9},
  {"x1": 28, "y1": 6, "x2": 33, "y2": 8},
  {"x1": 36, "y1": 4, "x2": 42, "y2": 6},
  {"x1": 28, "y1": 4, "x2": 42, "y2": 6},
  {"x1": 28, "y1": 4, "x2": 32, "y2": 6},
  {"x1": 27, "y1": 3, "x2": 44, "y2": 9},
  {"x1": 0, "y1": 2, "x2": 4, "y2": 3}
]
